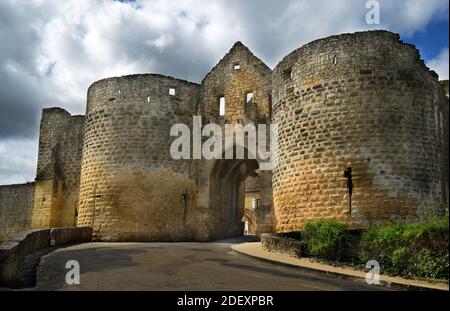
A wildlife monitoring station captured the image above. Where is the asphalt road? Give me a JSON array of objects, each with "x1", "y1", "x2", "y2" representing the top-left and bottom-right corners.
[{"x1": 31, "y1": 238, "x2": 388, "y2": 291}]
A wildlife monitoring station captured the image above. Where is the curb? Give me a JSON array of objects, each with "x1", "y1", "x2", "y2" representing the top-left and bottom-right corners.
[{"x1": 231, "y1": 243, "x2": 449, "y2": 291}]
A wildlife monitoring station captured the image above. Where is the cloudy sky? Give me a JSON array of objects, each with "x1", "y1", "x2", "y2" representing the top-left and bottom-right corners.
[{"x1": 0, "y1": 0, "x2": 448, "y2": 185}]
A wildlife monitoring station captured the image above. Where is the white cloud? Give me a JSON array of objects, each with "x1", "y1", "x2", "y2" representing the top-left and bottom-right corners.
[
  {"x1": 146, "y1": 34, "x2": 175, "y2": 52},
  {"x1": 380, "y1": 0, "x2": 449, "y2": 36},
  {"x1": 427, "y1": 48, "x2": 449, "y2": 80},
  {"x1": 0, "y1": 0, "x2": 448, "y2": 185},
  {"x1": 0, "y1": 139, "x2": 38, "y2": 185}
]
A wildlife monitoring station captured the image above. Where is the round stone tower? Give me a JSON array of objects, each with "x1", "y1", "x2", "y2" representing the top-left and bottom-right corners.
[
  {"x1": 272, "y1": 30, "x2": 446, "y2": 232},
  {"x1": 77, "y1": 74, "x2": 201, "y2": 241}
]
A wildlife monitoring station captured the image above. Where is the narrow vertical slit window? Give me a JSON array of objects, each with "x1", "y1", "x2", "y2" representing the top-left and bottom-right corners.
[{"x1": 344, "y1": 167, "x2": 353, "y2": 213}]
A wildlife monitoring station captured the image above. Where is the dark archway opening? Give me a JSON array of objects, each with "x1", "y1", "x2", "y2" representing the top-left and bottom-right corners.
[{"x1": 210, "y1": 158, "x2": 259, "y2": 239}]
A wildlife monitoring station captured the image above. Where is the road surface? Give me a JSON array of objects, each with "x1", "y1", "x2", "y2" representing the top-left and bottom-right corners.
[{"x1": 31, "y1": 238, "x2": 387, "y2": 291}]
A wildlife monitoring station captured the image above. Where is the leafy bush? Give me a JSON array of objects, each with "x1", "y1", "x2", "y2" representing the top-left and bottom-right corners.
[
  {"x1": 361, "y1": 218, "x2": 449, "y2": 280},
  {"x1": 409, "y1": 249, "x2": 449, "y2": 279},
  {"x1": 303, "y1": 218, "x2": 349, "y2": 260}
]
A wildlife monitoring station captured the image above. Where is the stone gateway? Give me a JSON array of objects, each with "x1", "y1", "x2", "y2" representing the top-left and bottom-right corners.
[{"x1": 0, "y1": 31, "x2": 448, "y2": 242}]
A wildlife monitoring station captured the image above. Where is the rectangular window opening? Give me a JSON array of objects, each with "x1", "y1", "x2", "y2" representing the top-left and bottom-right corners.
[
  {"x1": 169, "y1": 88, "x2": 176, "y2": 96},
  {"x1": 233, "y1": 63, "x2": 241, "y2": 70},
  {"x1": 246, "y1": 92, "x2": 253, "y2": 104},
  {"x1": 219, "y1": 97, "x2": 225, "y2": 116},
  {"x1": 283, "y1": 67, "x2": 292, "y2": 81},
  {"x1": 251, "y1": 198, "x2": 258, "y2": 210},
  {"x1": 147, "y1": 96, "x2": 150, "y2": 103}
]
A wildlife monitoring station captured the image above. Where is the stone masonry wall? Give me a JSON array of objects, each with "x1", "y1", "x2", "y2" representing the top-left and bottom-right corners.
[
  {"x1": 2, "y1": 30, "x2": 447, "y2": 242},
  {"x1": 77, "y1": 74, "x2": 202, "y2": 241},
  {"x1": 200, "y1": 41, "x2": 272, "y2": 124},
  {"x1": 0, "y1": 183, "x2": 35, "y2": 242},
  {"x1": 437, "y1": 81, "x2": 449, "y2": 208},
  {"x1": 245, "y1": 175, "x2": 260, "y2": 192},
  {"x1": 272, "y1": 31, "x2": 445, "y2": 232},
  {"x1": 0, "y1": 227, "x2": 92, "y2": 286},
  {"x1": 195, "y1": 42, "x2": 274, "y2": 239},
  {"x1": 58, "y1": 115, "x2": 85, "y2": 226},
  {"x1": 31, "y1": 108, "x2": 84, "y2": 228}
]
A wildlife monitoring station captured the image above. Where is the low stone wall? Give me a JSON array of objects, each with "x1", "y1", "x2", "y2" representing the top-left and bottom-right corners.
[
  {"x1": 0, "y1": 183, "x2": 35, "y2": 242},
  {"x1": 0, "y1": 227, "x2": 92, "y2": 286},
  {"x1": 261, "y1": 233, "x2": 307, "y2": 258},
  {"x1": 262, "y1": 231, "x2": 363, "y2": 262}
]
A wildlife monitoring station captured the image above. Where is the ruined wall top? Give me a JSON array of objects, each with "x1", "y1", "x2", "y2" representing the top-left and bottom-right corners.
[
  {"x1": 199, "y1": 41, "x2": 272, "y2": 123},
  {"x1": 273, "y1": 30, "x2": 439, "y2": 105},
  {"x1": 86, "y1": 74, "x2": 200, "y2": 115}
]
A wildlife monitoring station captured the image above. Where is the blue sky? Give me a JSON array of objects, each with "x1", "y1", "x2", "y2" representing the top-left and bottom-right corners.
[
  {"x1": 408, "y1": 19, "x2": 448, "y2": 61},
  {"x1": 0, "y1": 0, "x2": 448, "y2": 185}
]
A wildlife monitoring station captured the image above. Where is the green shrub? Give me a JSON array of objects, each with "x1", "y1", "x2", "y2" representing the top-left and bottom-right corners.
[
  {"x1": 408, "y1": 249, "x2": 449, "y2": 279},
  {"x1": 303, "y1": 218, "x2": 349, "y2": 260},
  {"x1": 361, "y1": 218, "x2": 449, "y2": 280}
]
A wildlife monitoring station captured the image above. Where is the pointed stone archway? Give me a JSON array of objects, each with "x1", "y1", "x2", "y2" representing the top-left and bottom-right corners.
[{"x1": 209, "y1": 154, "x2": 273, "y2": 239}]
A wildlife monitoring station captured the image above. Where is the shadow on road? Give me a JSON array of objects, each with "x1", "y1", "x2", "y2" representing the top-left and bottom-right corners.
[{"x1": 208, "y1": 235, "x2": 258, "y2": 244}]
